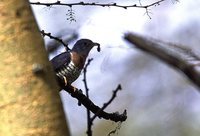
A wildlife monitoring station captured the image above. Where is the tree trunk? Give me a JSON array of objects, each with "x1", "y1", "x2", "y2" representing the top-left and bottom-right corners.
[{"x1": 0, "y1": 0, "x2": 70, "y2": 136}]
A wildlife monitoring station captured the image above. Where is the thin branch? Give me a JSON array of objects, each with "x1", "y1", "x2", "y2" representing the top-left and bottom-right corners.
[
  {"x1": 82, "y1": 58, "x2": 93, "y2": 136},
  {"x1": 83, "y1": 58, "x2": 93, "y2": 94},
  {"x1": 30, "y1": 0, "x2": 165, "y2": 9},
  {"x1": 90, "y1": 84, "x2": 122, "y2": 122},
  {"x1": 47, "y1": 33, "x2": 78, "y2": 53},
  {"x1": 144, "y1": 7, "x2": 153, "y2": 19},
  {"x1": 62, "y1": 84, "x2": 127, "y2": 122},
  {"x1": 54, "y1": 75, "x2": 127, "y2": 122},
  {"x1": 40, "y1": 30, "x2": 71, "y2": 51},
  {"x1": 82, "y1": 59, "x2": 124, "y2": 136},
  {"x1": 125, "y1": 33, "x2": 200, "y2": 90}
]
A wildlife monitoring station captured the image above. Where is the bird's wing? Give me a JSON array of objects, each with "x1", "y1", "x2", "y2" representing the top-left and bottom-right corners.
[{"x1": 51, "y1": 52, "x2": 71, "y2": 71}]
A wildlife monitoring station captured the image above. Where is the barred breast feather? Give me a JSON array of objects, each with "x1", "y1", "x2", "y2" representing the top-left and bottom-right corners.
[
  {"x1": 56, "y1": 61, "x2": 81, "y2": 84},
  {"x1": 51, "y1": 52, "x2": 81, "y2": 84}
]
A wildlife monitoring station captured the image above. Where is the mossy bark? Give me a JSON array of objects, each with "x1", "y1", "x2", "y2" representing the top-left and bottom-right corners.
[{"x1": 0, "y1": 0, "x2": 70, "y2": 135}]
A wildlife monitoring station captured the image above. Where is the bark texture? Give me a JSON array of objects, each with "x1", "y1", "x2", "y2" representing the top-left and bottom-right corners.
[{"x1": 0, "y1": 0, "x2": 70, "y2": 135}]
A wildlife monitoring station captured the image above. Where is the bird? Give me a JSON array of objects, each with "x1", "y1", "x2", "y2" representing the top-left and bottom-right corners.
[{"x1": 51, "y1": 39, "x2": 100, "y2": 87}]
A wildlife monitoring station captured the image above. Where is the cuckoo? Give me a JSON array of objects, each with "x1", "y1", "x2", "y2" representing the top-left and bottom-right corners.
[{"x1": 51, "y1": 39, "x2": 100, "y2": 86}]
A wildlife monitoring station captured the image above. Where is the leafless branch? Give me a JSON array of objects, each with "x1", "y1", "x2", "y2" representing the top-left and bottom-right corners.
[
  {"x1": 40, "y1": 30, "x2": 71, "y2": 51},
  {"x1": 125, "y1": 33, "x2": 200, "y2": 90},
  {"x1": 47, "y1": 33, "x2": 78, "y2": 53},
  {"x1": 90, "y1": 84, "x2": 122, "y2": 122},
  {"x1": 81, "y1": 59, "x2": 125, "y2": 136},
  {"x1": 30, "y1": 0, "x2": 165, "y2": 9},
  {"x1": 53, "y1": 72, "x2": 127, "y2": 122},
  {"x1": 61, "y1": 84, "x2": 127, "y2": 122},
  {"x1": 83, "y1": 58, "x2": 93, "y2": 94},
  {"x1": 82, "y1": 58, "x2": 94, "y2": 136}
]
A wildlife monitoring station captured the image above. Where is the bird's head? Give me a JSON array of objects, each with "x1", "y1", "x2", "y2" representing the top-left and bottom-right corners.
[{"x1": 72, "y1": 39, "x2": 100, "y2": 56}]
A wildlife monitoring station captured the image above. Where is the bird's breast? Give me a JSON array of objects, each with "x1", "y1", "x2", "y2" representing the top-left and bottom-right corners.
[
  {"x1": 53, "y1": 51, "x2": 86, "y2": 84},
  {"x1": 71, "y1": 51, "x2": 86, "y2": 69},
  {"x1": 56, "y1": 61, "x2": 81, "y2": 84}
]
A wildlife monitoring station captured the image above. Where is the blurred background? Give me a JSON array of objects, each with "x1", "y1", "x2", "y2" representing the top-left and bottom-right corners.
[{"x1": 30, "y1": 0, "x2": 200, "y2": 135}]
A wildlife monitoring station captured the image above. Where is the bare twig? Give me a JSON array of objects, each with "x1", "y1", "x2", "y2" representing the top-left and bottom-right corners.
[
  {"x1": 83, "y1": 58, "x2": 93, "y2": 94},
  {"x1": 61, "y1": 84, "x2": 127, "y2": 122},
  {"x1": 82, "y1": 59, "x2": 125, "y2": 136},
  {"x1": 30, "y1": 0, "x2": 165, "y2": 19},
  {"x1": 90, "y1": 84, "x2": 122, "y2": 122},
  {"x1": 125, "y1": 33, "x2": 200, "y2": 90},
  {"x1": 54, "y1": 74, "x2": 127, "y2": 122},
  {"x1": 30, "y1": 0, "x2": 166, "y2": 19},
  {"x1": 82, "y1": 58, "x2": 94, "y2": 136},
  {"x1": 40, "y1": 30, "x2": 71, "y2": 51},
  {"x1": 47, "y1": 33, "x2": 78, "y2": 53},
  {"x1": 30, "y1": 1, "x2": 165, "y2": 9}
]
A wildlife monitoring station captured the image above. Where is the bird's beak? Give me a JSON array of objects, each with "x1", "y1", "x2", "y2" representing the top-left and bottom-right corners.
[{"x1": 93, "y1": 42, "x2": 101, "y2": 52}]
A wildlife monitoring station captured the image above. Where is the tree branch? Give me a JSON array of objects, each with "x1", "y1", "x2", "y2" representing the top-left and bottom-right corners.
[
  {"x1": 40, "y1": 30, "x2": 71, "y2": 51},
  {"x1": 83, "y1": 58, "x2": 93, "y2": 94},
  {"x1": 90, "y1": 84, "x2": 122, "y2": 122},
  {"x1": 30, "y1": 0, "x2": 165, "y2": 9},
  {"x1": 55, "y1": 75, "x2": 127, "y2": 122},
  {"x1": 62, "y1": 84, "x2": 127, "y2": 122},
  {"x1": 47, "y1": 33, "x2": 78, "y2": 53},
  {"x1": 82, "y1": 58, "x2": 93, "y2": 136},
  {"x1": 125, "y1": 33, "x2": 200, "y2": 90}
]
